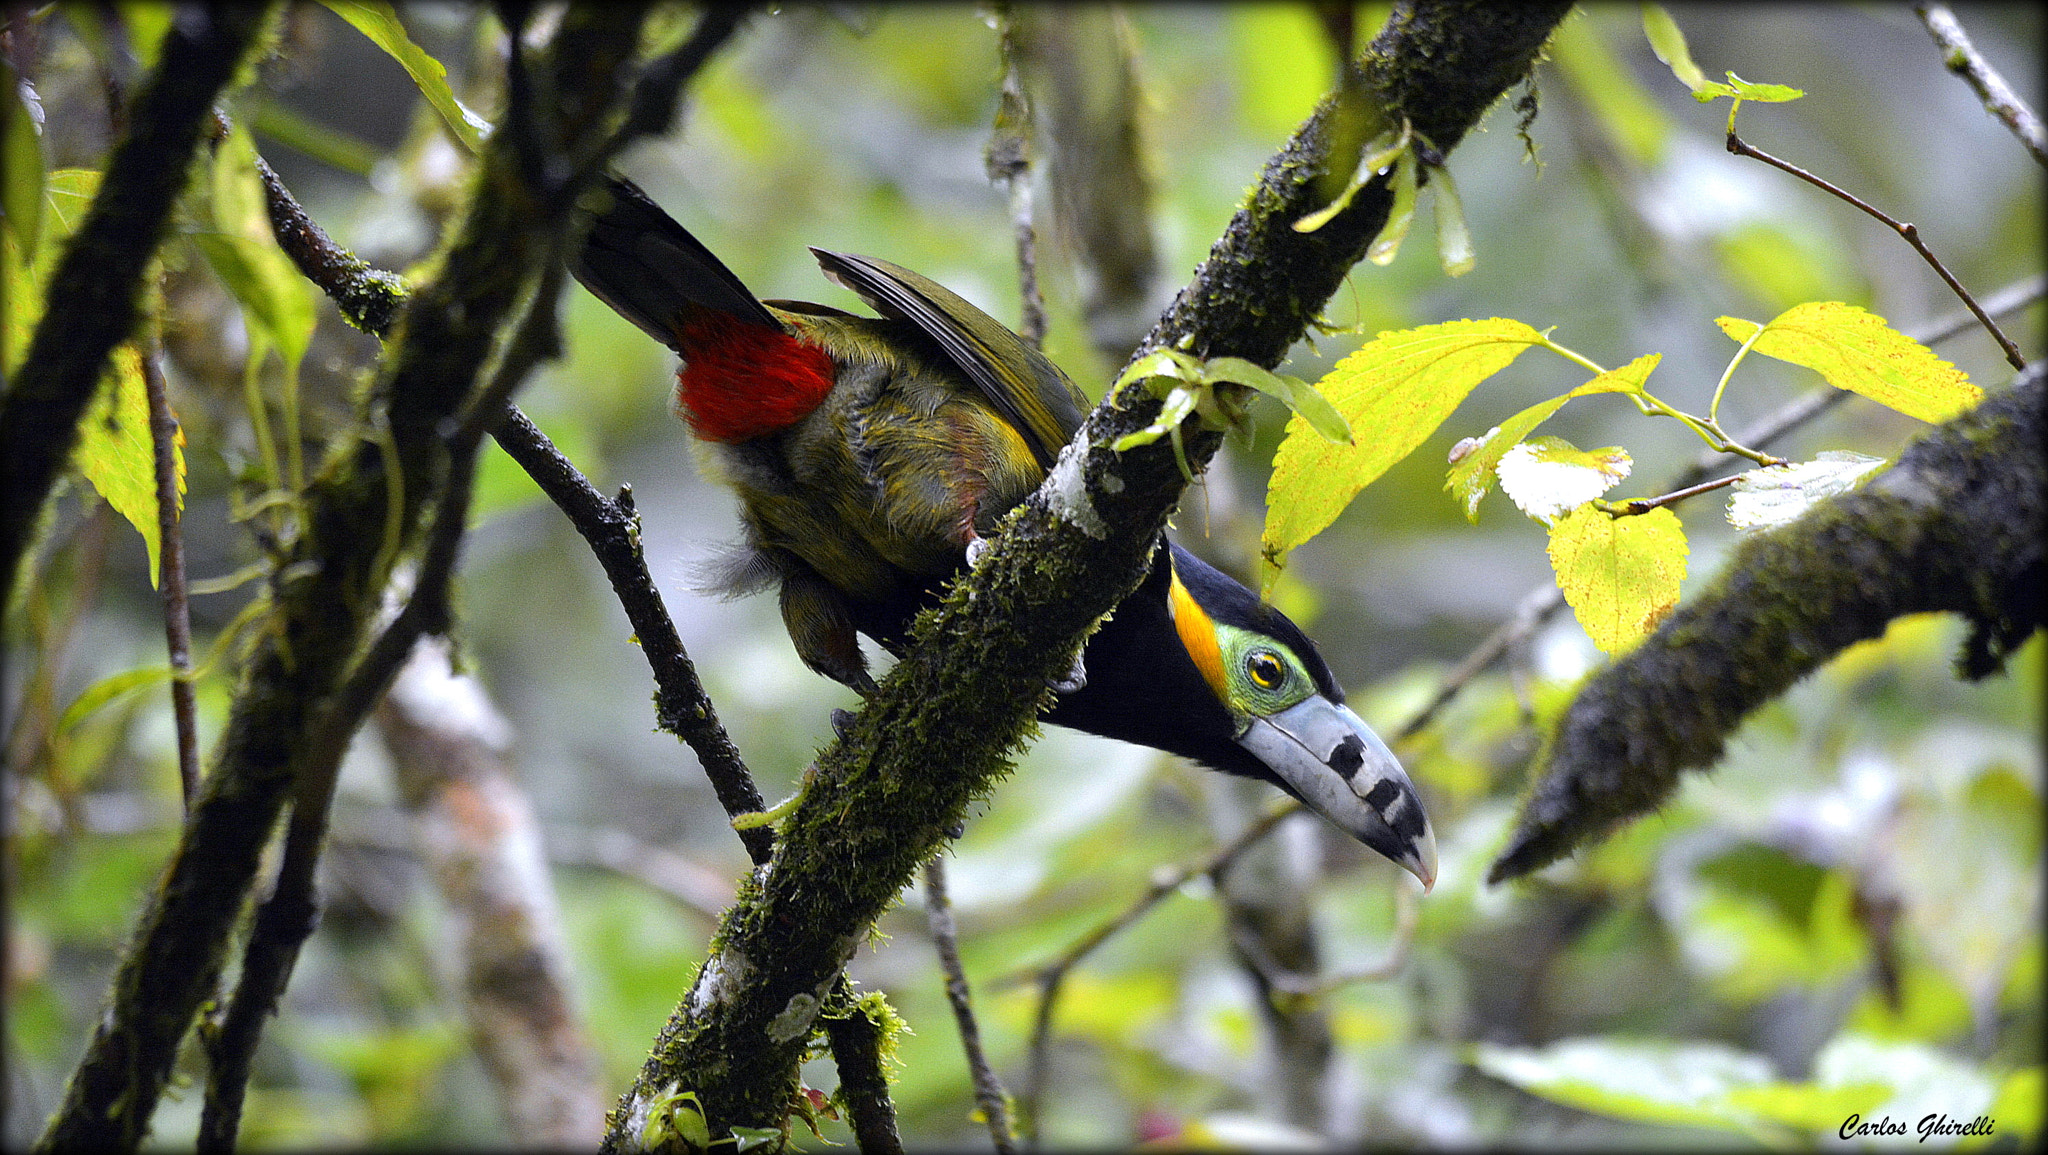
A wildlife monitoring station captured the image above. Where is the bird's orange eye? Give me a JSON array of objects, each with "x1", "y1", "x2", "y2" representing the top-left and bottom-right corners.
[{"x1": 1246, "y1": 650, "x2": 1286, "y2": 690}]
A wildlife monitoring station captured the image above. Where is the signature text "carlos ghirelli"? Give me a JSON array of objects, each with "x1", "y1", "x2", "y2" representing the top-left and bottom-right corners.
[{"x1": 1839, "y1": 1113, "x2": 1994, "y2": 1142}]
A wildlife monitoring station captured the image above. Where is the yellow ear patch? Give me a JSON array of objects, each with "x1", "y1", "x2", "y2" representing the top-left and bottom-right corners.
[{"x1": 1168, "y1": 569, "x2": 1229, "y2": 702}]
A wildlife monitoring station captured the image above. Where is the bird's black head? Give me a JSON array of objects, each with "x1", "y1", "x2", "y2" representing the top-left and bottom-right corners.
[{"x1": 1046, "y1": 542, "x2": 1436, "y2": 888}]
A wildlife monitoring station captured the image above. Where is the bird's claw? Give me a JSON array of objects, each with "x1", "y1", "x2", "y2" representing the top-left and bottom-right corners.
[{"x1": 1049, "y1": 650, "x2": 1087, "y2": 695}]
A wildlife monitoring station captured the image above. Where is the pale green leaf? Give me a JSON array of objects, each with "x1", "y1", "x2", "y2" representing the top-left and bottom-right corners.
[
  {"x1": 205, "y1": 125, "x2": 317, "y2": 366},
  {"x1": 320, "y1": 0, "x2": 490, "y2": 153},
  {"x1": 1445, "y1": 355, "x2": 1658, "y2": 521},
  {"x1": 1473, "y1": 1037, "x2": 1778, "y2": 1134},
  {"x1": 1641, "y1": 5, "x2": 1711, "y2": 94},
  {"x1": 193, "y1": 235, "x2": 318, "y2": 369},
  {"x1": 1295, "y1": 120, "x2": 1410, "y2": 235},
  {"x1": 1431, "y1": 164, "x2": 1474, "y2": 277},
  {"x1": 5, "y1": 168, "x2": 100, "y2": 377},
  {"x1": 1547, "y1": 504, "x2": 1688, "y2": 654},
  {"x1": 1547, "y1": 17, "x2": 1672, "y2": 167},
  {"x1": 1366, "y1": 151, "x2": 1418, "y2": 266},
  {"x1": 4, "y1": 62, "x2": 43, "y2": 267},
  {"x1": 74, "y1": 345, "x2": 181, "y2": 586},
  {"x1": 1726, "y1": 451, "x2": 1886, "y2": 531},
  {"x1": 1112, "y1": 347, "x2": 1199, "y2": 392},
  {"x1": 1497, "y1": 435, "x2": 1632, "y2": 524},
  {"x1": 1718, "y1": 302, "x2": 1981, "y2": 423},
  {"x1": 58, "y1": 665, "x2": 175, "y2": 735},
  {"x1": 1202, "y1": 355, "x2": 1351, "y2": 444},
  {"x1": 1724, "y1": 71, "x2": 1804, "y2": 103},
  {"x1": 1263, "y1": 318, "x2": 1544, "y2": 576},
  {"x1": 1111, "y1": 384, "x2": 1199, "y2": 451}
]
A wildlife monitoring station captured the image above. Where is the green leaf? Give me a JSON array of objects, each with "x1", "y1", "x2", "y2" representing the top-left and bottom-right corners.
[
  {"x1": 1723, "y1": 71, "x2": 1804, "y2": 103},
  {"x1": 1547, "y1": 504, "x2": 1688, "y2": 655},
  {"x1": 1497, "y1": 435, "x2": 1632, "y2": 525},
  {"x1": 73, "y1": 345, "x2": 180, "y2": 586},
  {"x1": 320, "y1": 0, "x2": 490, "y2": 154},
  {"x1": 57, "y1": 664, "x2": 174, "y2": 735},
  {"x1": 1472, "y1": 1037, "x2": 1780, "y2": 1135},
  {"x1": 1202, "y1": 355, "x2": 1351, "y2": 444},
  {"x1": 4, "y1": 61, "x2": 43, "y2": 267},
  {"x1": 1726, "y1": 450, "x2": 1886, "y2": 531},
  {"x1": 1987, "y1": 1068, "x2": 2042, "y2": 1147},
  {"x1": 1295, "y1": 119, "x2": 1411, "y2": 235},
  {"x1": 5, "y1": 168, "x2": 100, "y2": 378},
  {"x1": 1446, "y1": 355, "x2": 1657, "y2": 522},
  {"x1": 1641, "y1": 5, "x2": 1713, "y2": 94},
  {"x1": 1546, "y1": 17, "x2": 1672, "y2": 167},
  {"x1": 1718, "y1": 302, "x2": 1981, "y2": 423},
  {"x1": 1366, "y1": 150, "x2": 1419, "y2": 266},
  {"x1": 1262, "y1": 318, "x2": 1544, "y2": 577},
  {"x1": 205, "y1": 123, "x2": 317, "y2": 368},
  {"x1": 1431, "y1": 164, "x2": 1474, "y2": 277}
]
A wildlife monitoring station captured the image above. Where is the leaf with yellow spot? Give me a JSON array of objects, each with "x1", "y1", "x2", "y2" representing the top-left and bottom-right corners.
[
  {"x1": 1263, "y1": 318, "x2": 1544, "y2": 585},
  {"x1": 1547, "y1": 505, "x2": 1688, "y2": 655},
  {"x1": 1717, "y1": 302, "x2": 1979, "y2": 424}
]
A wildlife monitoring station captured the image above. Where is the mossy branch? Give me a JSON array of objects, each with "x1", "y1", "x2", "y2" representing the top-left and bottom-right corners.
[
  {"x1": 0, "y1": 5, "x2": 274, "y2": 617},
  {"x1": 607, "y1": 2, "x2": 1574, "y2": 1147},
  {"x1": 1490, "y1": 366, "x2": 2046, "y2": 884},
  {"x1": 35, "y1": 9, "x2": 654, "y2": 1150}
]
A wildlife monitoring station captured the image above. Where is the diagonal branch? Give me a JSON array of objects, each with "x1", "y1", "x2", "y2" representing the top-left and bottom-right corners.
[
  {"x1": 1492, "y1": 366, "x2": 2046, "y2": 882},
  {"x1": 36, "y1": 9, "x2": 653, "y2": 1150},
  {"x1": 1915, "y1": 3, "x2": 2047, "y2": 168},
  {"x1": 0, "y1": 5, "x2": 273, "y2": 617},
  {"x1": 605, "y1": 5, "x2": 1576, "y2": 1145}
]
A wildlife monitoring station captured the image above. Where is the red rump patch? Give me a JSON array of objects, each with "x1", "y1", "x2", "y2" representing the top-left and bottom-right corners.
[{"x1": 674, "y1": 312, "x2": 836, "y2": 442}]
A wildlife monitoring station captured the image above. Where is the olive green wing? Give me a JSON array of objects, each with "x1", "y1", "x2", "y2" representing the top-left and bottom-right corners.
[{"x1": 809, "y1": 249, "x2": 1088, "y2": 468}]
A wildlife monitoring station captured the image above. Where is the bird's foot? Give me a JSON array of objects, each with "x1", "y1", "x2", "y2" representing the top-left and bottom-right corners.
[
  {"x1": 830, "y1": 708, "x2": 857, "y2": 741},
  {"x1": 1049, "y1": 649, "x2": 1087, "y2": 695},
  {"x1": 964, "y1": 533, "x2": 989, "y2": 568}
]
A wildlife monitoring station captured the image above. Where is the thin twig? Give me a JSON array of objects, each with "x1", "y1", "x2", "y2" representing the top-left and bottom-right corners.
[
  {"x1": 1725, "y1": 129, "x2": 2026, "y2": 371},
  {"x1": 999, "y1": 270, "x2": 2048, "y2": 1140},
  {"x1": 820, "y1": 987, "x2": 906, "y2": 1155},
  {"x1": 1915, "y1": 4, "x2": 2047, "y2": 168},
  {"x1": 1606, "y1": 471, "x2": 1749, "y2": 517},
  {"x1": 924, "y1": 855, "x2": 1017, "y2": 1155},
  {"x1": 200, "y1": 261, "x2": 572, "y2": 1151},
  {"x1": 1010, "y1": 801, "x2": 1299, "y2": 1144},
  {"x1": 988, "y1": 4, "x2": 1047, "y2": 349},
  {"x1": 1400, "y1": 274, "x2": 2044, "y2": 743},
  {"x1": 1230, "y1": 879, "x2": 1420, "y2": 998},
  {"x1": 143, "y1": 339, "x2": 200, "y2": 808},
  {"x1": 250, "y1": 126, "x2": 775, "y2": 866}
]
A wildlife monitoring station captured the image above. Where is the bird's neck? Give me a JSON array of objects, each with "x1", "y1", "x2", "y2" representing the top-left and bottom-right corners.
[{"x1": 675, "y1": 311, "x2": 837, "y2": 442}]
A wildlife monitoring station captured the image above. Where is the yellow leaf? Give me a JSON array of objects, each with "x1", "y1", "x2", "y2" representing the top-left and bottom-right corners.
[
  {"x1": 1445, "y1": 354, "x2": 1657, "y2": 521},
  {"x1": 1718, "y1": 302, "x2": 1980, "y2": 424},
  {"x1": 1547, "y1": 505, "x2": 1688, "y2": 655},
  {"x1": 74, "y1": 345, "x2": 182, "y2": 587},
  {"x1": 1263, "y1": 318, "x2": 1543, "y2": 579}
]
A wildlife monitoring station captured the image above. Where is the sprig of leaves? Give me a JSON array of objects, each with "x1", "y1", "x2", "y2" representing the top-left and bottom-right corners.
[{"x1": 1261, "y1": 302, "x2": 1973, "y2": 653}]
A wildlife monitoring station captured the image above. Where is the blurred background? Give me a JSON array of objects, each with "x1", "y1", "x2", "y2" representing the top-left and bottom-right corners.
[{"x1": 6, "y1": 3, "x2": 2040, "y2": 1148}]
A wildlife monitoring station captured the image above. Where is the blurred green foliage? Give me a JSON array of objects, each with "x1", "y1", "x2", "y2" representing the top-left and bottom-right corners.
[{"x1": 4, "y1": 3, "x2": 2039, "y2": 1150}]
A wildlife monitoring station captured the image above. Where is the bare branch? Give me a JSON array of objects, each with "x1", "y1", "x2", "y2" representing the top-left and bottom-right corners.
[{"x1": 1916, "y1": 4, "x2": 2047, "y2": 167}]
